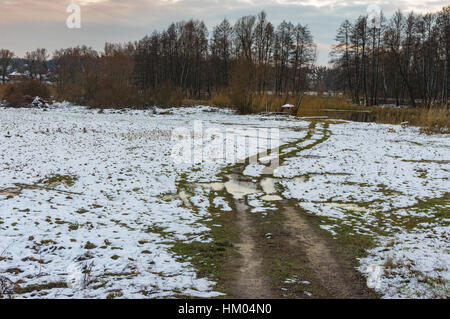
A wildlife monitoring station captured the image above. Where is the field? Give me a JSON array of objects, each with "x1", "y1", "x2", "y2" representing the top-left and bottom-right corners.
[{"x1": 0, "y1": 104, "x2": 448, "y2": 299}]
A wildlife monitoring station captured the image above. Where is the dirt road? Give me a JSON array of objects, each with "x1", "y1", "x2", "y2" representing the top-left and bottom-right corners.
[{"x1": 222, "y1": 122, "x2": 374, "y2": 298}]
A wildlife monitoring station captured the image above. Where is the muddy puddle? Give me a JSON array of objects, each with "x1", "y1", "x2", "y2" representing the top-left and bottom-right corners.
[
  {"x1": 260, "y1": 178, "x2": 282, "y2": 201},
  {"x1": 199, "y1": 175, "x2": 259, "y2": 200},
  {"x1": 224, "y1": 178, "x2": 258, "y2": 200},
  {"x1": 198, "y1": 174, "x2": 285, "y2": 202}
]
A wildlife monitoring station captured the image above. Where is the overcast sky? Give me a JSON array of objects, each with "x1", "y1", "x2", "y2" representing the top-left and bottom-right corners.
[{"x1": 1, "y1": 0, "x2": 448, "y2": 65}]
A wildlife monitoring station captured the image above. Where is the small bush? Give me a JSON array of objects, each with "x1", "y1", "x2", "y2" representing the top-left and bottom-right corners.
[
  {"x1": 372, "y1": 107, "x2": 449, "y2": 133},
  {"x1": 0, "y1": 85, "x2": 6, "y2": 99},
  {"x1": 143, "y1": 82, "x2": 184, "y2": 108},
  {"x1": 2, "y1": 80, "x2": 51, "y2": 107},
  {"x1": 88, "y1": 84, "x2": 142, "y2": 109},
  {"x1": 4, "y1": 91, "x2": 25, "y2": 107},
  {"x1": 210, "y1": 91, "x2": 232, "y2": 108}
]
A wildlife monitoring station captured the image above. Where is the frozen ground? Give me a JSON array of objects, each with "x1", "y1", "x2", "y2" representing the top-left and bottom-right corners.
[
  {"x1": 0, "y1": 104, "x2": 304, "y2": 298},
  {"x1": 275, "y1": 122, "x2": 449, "y2": 298},
  {"x1": 0, "y1": 104, "x2": 448, "y2": 299}
]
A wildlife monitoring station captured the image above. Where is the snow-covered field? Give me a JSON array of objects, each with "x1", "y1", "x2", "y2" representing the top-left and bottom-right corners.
[
  {"x1": 0, "y1": 104, "x2": 448, "y2": 299},
  {"x1": 0, "y1": 104, "x2": 303, "y2": 298},
  {"x1": 275, "y1": 122, "x2": 449, "y2": 298}
]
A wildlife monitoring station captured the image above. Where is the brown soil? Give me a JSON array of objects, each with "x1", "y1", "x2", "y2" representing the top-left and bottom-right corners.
[
  {"x1": 282, "y1": 206, "x2": 372, "y2": 298},
  {"x1": 230, "y1": 201, "x2": 274, "y2": 299}
]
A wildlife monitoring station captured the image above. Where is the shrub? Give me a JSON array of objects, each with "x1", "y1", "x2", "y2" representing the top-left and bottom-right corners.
[
  {"x1": 4, "y1": 91, "x2": 25, "y2": 107},
  {"x1": 143, "y1": 82, "x2": 184, "y2": 108},
  {"x1": 228, "y1": 58, "x2": 256, "y2": 114},
  {"x1": 0, "y1": 84, "x2": 6, "y2": 99},
  {"x1": 371, "y1": 107, "x2": 449, "y2": 133},
  {"x1": 88, "y1": 84, "x2": 142, "y2": 109},
  {"x1": 210, "y1": 91, "x2": 232, "y2": 108},
  {"x1": 2, "y1": 80, "x2": 51, "y2": 107},
  {"x1": 21, "y1": 80, "x2": 51, "y2": 99}
]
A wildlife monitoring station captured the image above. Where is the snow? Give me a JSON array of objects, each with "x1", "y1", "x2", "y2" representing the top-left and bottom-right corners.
[
  {"x1": 277, "y1": 122, "x2": 449, "y2": 213},
  {"x1": 276, "y1": 121, "x2": 449, "y2": 298},
  {"x1": 243, "y1": 163, "x2": 265, "y2": 177},
  {"x1": 0, "y1": 104, "x2": 448, "y2": 299},
  {"x1": 212, "y1": 197, "x2": 232, "y2": 212},
  {"x1": 359, "y1": 227, "x2": 449, "y2": 298},
  {"x1": 0, "y1": 104, "x2": 306, "y2": 299},
  {"x1": 8, "y1": 71, "x2": 23, "y2": 76}
]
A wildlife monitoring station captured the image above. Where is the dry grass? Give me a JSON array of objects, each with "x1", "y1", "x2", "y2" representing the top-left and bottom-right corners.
[
  {"x1": 3, "y1": 83, "x2": 447, "y2": 133},
  {"x1": 210, "y1": 92, "x2": 356, "y2": 115},
  {"x1": 210, "y1": 92, "x2": 312, "y2": 114},
  {"x1": 300, "y1": 97, "x2": 449, "y2": 133},
  {"x1": 0, "y1": 84, "x2": 7, "y2": 99},
  {"x1": 371, "y1": 107, "x2": 449, "y2": 133},
  {"x1": 182, "y1": 98, "x2": 211, "y2": 107},
  {"x1": 296, "y1": 95, "x2": 355, "y2": 117},
  {"x1": 210, "y1": 91, "x2": 449, "y2": 133},
  {"x1": 210, "y1": 92, "x2": 232, "y2": 109}
]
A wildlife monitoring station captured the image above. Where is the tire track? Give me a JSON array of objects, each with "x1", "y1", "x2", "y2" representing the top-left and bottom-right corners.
[{"x1": 181, "y1": 121, "x2": 373, "y2": 298}]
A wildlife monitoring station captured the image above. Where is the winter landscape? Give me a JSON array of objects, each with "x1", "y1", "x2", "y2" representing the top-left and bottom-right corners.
[
  {"x1": 1, "y1": 0, "x2": 449, "y2": 300},
  {"x1": 0, "y1": 104, "x2": 448, "y2": 299}
]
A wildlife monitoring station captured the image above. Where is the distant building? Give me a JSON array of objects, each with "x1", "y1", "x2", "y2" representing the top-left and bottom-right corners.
[
  {"x1": 8, "y1": 71, "x2": 27, "y2": 82},
  {"x1": 281, "y1": 103, "x2": 294, "y2": 110},
  {"x1": 281, "y1": 104, "x2": 295, "y2": 115}
]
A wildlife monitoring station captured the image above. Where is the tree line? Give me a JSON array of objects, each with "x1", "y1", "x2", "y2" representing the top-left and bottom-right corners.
[
  {"x1": 1, "y1": 8, "x2": 449, "y2": 111},
  {"x1": 0, "y1": 11, "x2": 316, "y2": 110},
  {"x1": 330, "y1": 6, "x2": 450, "y2": 108},
  {"x1": 131, "y1": 11, "x2": 316, "y2": 98}
]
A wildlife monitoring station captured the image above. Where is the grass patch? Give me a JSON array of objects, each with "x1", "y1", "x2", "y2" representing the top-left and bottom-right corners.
[
  {"x1": 38, "y1": 174, "x2": 78, "y2": 187},
  {"x1": 84, "y1": 241, "x2": 97, "y2": 250},
  {"x1": 170, "y1": 181, "x2": 240, "y2": 297},
  {"x1": 14, "y1": 282, "x2": 67, "y2": 295}
]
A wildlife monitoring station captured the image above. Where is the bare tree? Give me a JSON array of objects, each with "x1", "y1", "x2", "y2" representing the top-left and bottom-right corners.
[
  {"x1": 0, "y1": 49, "x2": 14, "y2": 84},
  {"x1": 234, "y1": 15, "x2": 256, "y2": 62},
  {"x1": 211, "y1": 19, "x2": 234, "y2": 88},
  {"x1": 25, "y1": 48, "x2": 49, "y2": 81},
  {"x1": 330, "y1": 7, "x2": 449, "y2": 108},
  {"x1": 331, "y1": 20, "x2": 354, "y2": 99}
]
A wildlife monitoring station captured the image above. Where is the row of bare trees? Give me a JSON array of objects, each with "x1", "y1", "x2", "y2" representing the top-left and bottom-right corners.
[
  {"x1": 133, "y1": 12, "x2": 316, "y2": 98},
  {"x1": 330, "y1": 6, "x2": 450, "y2": 108},
  {"x1": 2, "y1": 11, "x2": 314, "y2": 110},
  {"x1": 2, "y1": 12, "x2": 316, "y2": 108},
  {"x1": 46, "y1": 11, "x2": 316, "y2": 108},
  {"x1": 51, "y1": 44, "x2": 141, "y2": 107}
]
